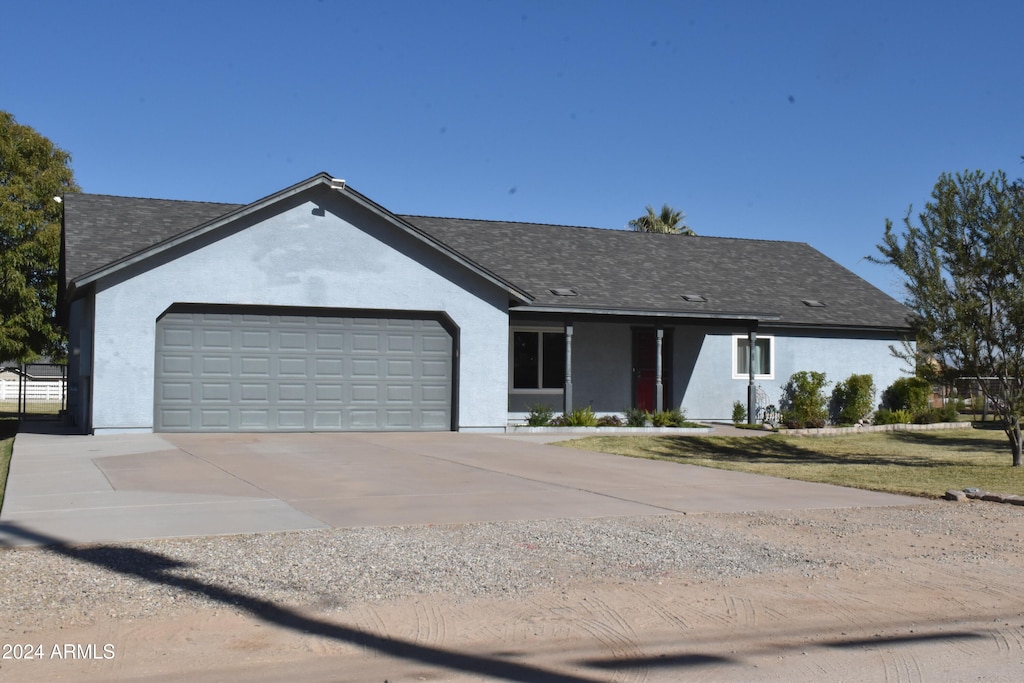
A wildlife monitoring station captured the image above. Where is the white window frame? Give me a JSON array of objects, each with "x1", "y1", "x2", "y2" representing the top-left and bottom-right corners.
[
  {"x1": 509, "y1": 327, "x2": 565, "y2": 393},
  {"x1": 731, "y1": 334, "x2": 775, "y2": 380}
]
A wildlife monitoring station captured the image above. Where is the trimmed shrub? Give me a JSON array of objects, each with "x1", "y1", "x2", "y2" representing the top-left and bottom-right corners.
[
  {"x1": 560, "y1": 406, "x2": 599, "y2": 427},
  {"x1": 624, "y1": 407, "x2": 648, "y2": 427},
  {"x1": 596, "y1": 414, "x2": 623, "y2": 427},
  {"x1": 913, "y1": 402, "x2": 960, "y2": 424},
  {"x1": 731, "y1": 400, "x2": 747, "y2": 425},
  {"x1": 874, "y1": 408, "x2": 913, "y2": 425},
  {"x1": 780, "y1": 371, "x2": 830, "y2": 428},
  {"x1": 650, "y1": 408, "x2": 688, "y2": 427},
  {"x1": 831, "y1": 373, "x2": 876, "y2": 425},
  {"x1": 526, "y1": 404, "x2": 554, "y2": 427},
  {"x1": 881, "y1": 377, "x2": 931, "y2": 414}
]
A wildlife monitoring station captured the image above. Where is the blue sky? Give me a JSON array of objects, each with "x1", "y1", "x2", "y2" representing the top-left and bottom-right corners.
[{"x1": 5, "y1": 1, "x2": 1022, "y2": 299}]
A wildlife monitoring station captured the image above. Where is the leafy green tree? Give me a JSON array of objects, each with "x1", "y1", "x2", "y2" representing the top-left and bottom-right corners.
[
  {"x1": 874, "y1": 169, "x2": 1024, "y2": 466},
  {"x1": 0, "y1": 111, "x2": 78, "y2": 362},
  {"x1": 831, "y1": 373, "x2": 876, "y2": 425},
  {"x1": 780, "y1": 370, "x2": 830, "y2": 428},
  {"x1": 628, "y1": 204, "x2": 695, "y2": 235}
]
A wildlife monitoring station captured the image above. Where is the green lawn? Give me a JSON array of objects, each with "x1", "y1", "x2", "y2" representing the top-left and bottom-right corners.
[{"x1": 560, "y1": 424, "x2": 1023, "y2": 498}]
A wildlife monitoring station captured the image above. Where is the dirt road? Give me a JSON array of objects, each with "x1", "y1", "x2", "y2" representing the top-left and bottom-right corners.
[{"x1": 2, "y1": 501, "x2": 1022, "y2": 682}]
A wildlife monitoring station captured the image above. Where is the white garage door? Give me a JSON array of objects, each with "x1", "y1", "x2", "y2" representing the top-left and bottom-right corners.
[{"x1": 155, "y1": 309, "x2": 453, "y2": 432}]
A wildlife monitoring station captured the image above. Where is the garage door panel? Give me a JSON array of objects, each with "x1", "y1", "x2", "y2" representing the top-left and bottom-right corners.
[
  {"x1": 420, "y1": 410, "x2": 449, "y2": 429},
  {"x1": 241, "y1": 331, "x2": 271, "y2": 349},
  {"x1": 161, "y1": 355, "x2": 193, "y2": 375},
  {"x1": 351, "y1": 359, "x2": 379, "y2": 377},
  {"x1": 278, "y1": 331, "x2": 309, "y2": 350},
  {"x1": 202, "y1": 356, "x2": 232, "y2": 375},
  {"x1": 349, "y1": 409, "x2": 379, "y2": 429},
  {"x1": 314, "y1": 411, "x2": 343, "y2": 428},
  {"x1": 240, "y1": 357, "x2": 270, "y2": 376},
  {"x1": 277, "y1": 383, "x2": 308, "y2": 402},
  {"x1": 201, "y1": 383, "x2": 231, "y2": 401},
  {"x1": 240, "y1": 409, "x2": 269, "y2": 427},
  {"x1": 386, "y1": 360, "x2": 414, "y2": 378},
  {"x1": 352, "y1": 334, "x2": 380, "y2": 352},
  {"x1": 351, "y1": 384, "x2": 379, "y2": 402},
  {"x1": 159, "y1": 409, "x2": 192, "y2": 428},
  {"x1": 316, "y1": 333, "x2": 344, "y2": 351},
  {"x1": 200, "y1": 409, "x2": 230, "y2": 428},
  {"x1": 155, "y1": 310, "x2": 452, "y2": 432}
]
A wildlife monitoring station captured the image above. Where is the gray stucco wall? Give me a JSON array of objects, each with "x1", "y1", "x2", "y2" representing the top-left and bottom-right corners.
[
  {"x1": 83, "y1": 188, "x2": 509, "y2": 433},
  {"x1": 679, "y1": 326, "x2": 911, "y2": 421},
  {"x1": 507, "y1": 320, "x2": 633, "y2": 414},
  {"x1": 507, "y1": 319, "x2": 909, "y2": 423}
]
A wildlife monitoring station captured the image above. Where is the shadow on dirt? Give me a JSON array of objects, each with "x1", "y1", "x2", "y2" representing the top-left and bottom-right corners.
[{"x1": 0, "y1": 522, "x2": 735, "y2": 682}]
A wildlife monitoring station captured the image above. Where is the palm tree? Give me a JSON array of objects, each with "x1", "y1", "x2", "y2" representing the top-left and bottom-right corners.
[{"x1": 628, "y1": 204, "x2": 695, "y2": 235}]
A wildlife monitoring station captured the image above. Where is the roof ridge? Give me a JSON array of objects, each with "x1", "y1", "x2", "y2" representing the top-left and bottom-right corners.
[
  {"x1": 66, "y1": 191, "x2": 245, "y2": 207},
  {"x1": 401, "y1": 214, "x2": 805, "y2": 246}
]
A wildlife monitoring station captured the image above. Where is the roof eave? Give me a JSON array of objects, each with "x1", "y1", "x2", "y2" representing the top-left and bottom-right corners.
[
  {"x1": 69, "y1": 173, "x2": 335, "y2": 292},
  {"x1": 68, "y1": 173, "x2": 533, "y2": 304},
  {"x1": 510, "y1": 304, "x2": 781, "y2": 322}
]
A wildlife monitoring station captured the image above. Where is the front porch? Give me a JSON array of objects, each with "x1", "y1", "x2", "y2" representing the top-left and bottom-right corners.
[{"x1": 506, "y1": 314, "x2": 768, "y2": 424}]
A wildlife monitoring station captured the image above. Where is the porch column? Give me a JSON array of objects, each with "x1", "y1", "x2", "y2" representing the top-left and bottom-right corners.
[
  {"x1": 655, "y1": 328, "x2": 664, "y2": 412},
  {"x1": 564, "y1": 321, "x2": 573, "y2": 414},
  {"x1": 746, "y1": 328, "x2": 757, "y2": 424}
]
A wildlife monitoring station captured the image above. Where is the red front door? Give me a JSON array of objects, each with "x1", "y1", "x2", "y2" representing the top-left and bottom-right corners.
[{"x1": 633, "y1": 329, "x2": 658, "y2": 412}]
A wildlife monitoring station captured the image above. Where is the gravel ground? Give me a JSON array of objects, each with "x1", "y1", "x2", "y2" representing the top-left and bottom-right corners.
[
  {"x1": 1, "y1": 514, "x2": 828, "y2": 626},
  {"x1": 7, "y1": 500, "x2": 1019, "y2": 630}
]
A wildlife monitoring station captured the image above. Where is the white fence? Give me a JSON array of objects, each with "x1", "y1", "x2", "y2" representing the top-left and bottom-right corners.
[{"x1": 0, "y1": 377, "x2": 67, "y2": 402}]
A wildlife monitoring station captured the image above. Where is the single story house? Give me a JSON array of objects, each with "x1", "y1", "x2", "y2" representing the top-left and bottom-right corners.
[{"x1": 60, "y1": 172, "x2": 912, "y2": 434}]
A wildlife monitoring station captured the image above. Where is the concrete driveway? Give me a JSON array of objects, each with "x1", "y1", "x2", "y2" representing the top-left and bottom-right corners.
[{"x1": 0, "y1": 430, "x2": 923, "y2": 547}]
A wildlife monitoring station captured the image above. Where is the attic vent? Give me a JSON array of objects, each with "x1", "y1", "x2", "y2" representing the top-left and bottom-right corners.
[
  {"x1": 550, "y1": 288, "x2": 578, "y2": 297},
  {"x1": 802, "y1": 299, "x2": 827, "y2": 307},
  {"x1": 681, "y1": 294, "x2": 707, "y2": 303}
]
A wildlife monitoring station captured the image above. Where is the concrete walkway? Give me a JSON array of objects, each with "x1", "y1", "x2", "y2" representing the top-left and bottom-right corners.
[{"x1": 0, "y1": 429, "x2": 923, "y2": 547}]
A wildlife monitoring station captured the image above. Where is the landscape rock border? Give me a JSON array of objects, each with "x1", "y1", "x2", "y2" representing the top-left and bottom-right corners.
[
  {"x1": 782, "y1": 421, "x2": 973, "y2": 437},
  {"x1": 945, "y1": 489, "x2": 1024, "y2": 505}
]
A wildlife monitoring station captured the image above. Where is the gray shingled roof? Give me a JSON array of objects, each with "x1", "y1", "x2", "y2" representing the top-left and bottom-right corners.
[
  {"x1": 62, "y1": 193, "x2": 244, "y2": 287},
  {"x1": 401, "y1": 216, "x2": 911, "y2": 329},
  {"x1": 60, "y1": 190, "x2": 911, "y2": 330}
]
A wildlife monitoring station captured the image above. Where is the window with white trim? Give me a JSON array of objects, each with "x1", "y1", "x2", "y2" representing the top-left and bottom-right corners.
[
  {"x1": 732, "y1": 335, "x2": 774, "y2": 379},
  {"x1": 511, "y1": 329, "x2": 566, "y2": 390}
]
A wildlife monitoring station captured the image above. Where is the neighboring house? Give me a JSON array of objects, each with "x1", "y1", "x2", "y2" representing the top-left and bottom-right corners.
[{"x1": 60, "y1": 173, "x2": 912, "y2": 434}]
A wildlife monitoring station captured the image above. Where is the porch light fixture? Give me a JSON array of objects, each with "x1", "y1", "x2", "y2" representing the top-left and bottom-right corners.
[
  {"x1": 802, "y1": 299, "x2": 827, "y2": 307},
  {"x1": 549, "y1": 288, "x2": 578, "y2": 297},
  {"x1": 681, "y1": 294, "x2": 707, "y2": 302}
]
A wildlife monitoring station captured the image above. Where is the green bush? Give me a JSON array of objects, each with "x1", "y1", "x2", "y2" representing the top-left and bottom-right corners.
[
  {"x1": 560, "y1": 406, "x2": 599, "y2": 427},
  {"x1": 780, "y1": 371, "x2": 830, "y2": 428},
  {"x1": 874, "y1": 408, "x2": 913, "y2": 425},
  {"x1": 596, "y1": 414, "x2": 623, "y2": 427},
  {"x1": 526, "y1": 404, "x2": 554, "y2": 426},
  {"x1": 881, "y1": 376, "x2": 931, "y2": 414},
  {"x1": 913, "y1": 402, "x2": 960, "y2": 424},
  {"x1": 831, "y1": 373, "x2": 876, "y2": 425},
  {"x1": 624, "y1": 407, "x2": 648, "y2": 427},
  {"x1": 650, "y1": 408, "x2": 688, "y2": 427},
  {"x1": 731, "y1": 400, "x2": 747, "y2": 425}
]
